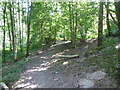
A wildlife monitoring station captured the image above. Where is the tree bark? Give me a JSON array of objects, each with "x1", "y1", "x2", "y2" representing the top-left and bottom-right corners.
[
  {"x1": 105, "y1": 4, "x2": 118, "y2": 30},
  {"x1": 69, "y1": 2, "x2": 73, "y2": 43},
  {"x1": 2, "y1": 2, "x2": 7, "y2": 62},
  {"x1": 6, "y1": 10, "x2": 12, "y2": 51},
  {"x1": 9, "y1": 2, "x2": 15, "y2": 52},
  {"x1": 98, "y1": 2, "x2": 104, "y2": 47},
  {"x1": 21, "y1": 2, "x2": 24, "y2": 50},
  {"x1": 13, "y1": 2, "x2": 17, "y2": 61},
  {"x1": 72, "y1": 3, "x2": 76, "y2": 46},
  {"x1": 106, "y1": 1, "x2": 112, "y2": 36},
  {"x1": 18, "y1": 1, "x2": 22, "y2": 52},
  {"x1": 54, "y1": 2, "x2": 57, "y2": 44},
  {"x1": 109, "y1": 9, "x2": 118, "y2": 26},
  {"x1": 75, "y1": 2, "x2": 77, "y2": 41},
  {"x1": 26, "y1": 2, "x2": 32, "y2": 57}
]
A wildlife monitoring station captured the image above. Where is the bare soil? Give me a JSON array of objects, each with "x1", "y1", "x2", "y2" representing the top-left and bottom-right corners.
[{"x1": 13, "y1": 40, "x2": 117, "y2": 88}]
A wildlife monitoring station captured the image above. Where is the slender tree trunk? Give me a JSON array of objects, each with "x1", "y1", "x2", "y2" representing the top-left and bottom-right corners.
[
  {"x1": 18, "y1": 2, "x2": 22, "y2": 52},
  {"x1": 54, "y1": 2, "x2": 57, "y2": 44},
  {"x1": 2, "y1": 2, "x2": 7, "y2": 62},
  {"x1": 26, "y1": 2, "x2": 32, "y2": 57},
  {"x1": 39, "y1": 20, "x2": 44, "y2": 50},
  {"x1": 75, "y1": 2, "x2": 77, "y2": 39},
  {"x1": 106, "y1": 1, "x2": 111, "y2": 36},
  {"x1": 72, "y1": 3, "x2": 75, "y2": 45},
  {"x1": 9, "y1": 2, "x2": 15, "y2": 51},
  {"x1": 49, "y1": 18, "x2": 52, "y2": 44},
  {"x1": 13, "y1": 2, "x2": 18, "y2": 61},
  {"x1": 74, "y1": 2, "x2": 78, "y2": 47},
  {"x1": 21, "y1": 5, "x2": 24, "y2": 50},
  {"x1": 54, "y1": 20, "x2": 57, "y2": 44},
  {"x1": 109, "y1": 11, "x2": 118, "y2": 26},
  {"x1": 69, "y1": 2, "x2": 73, "y2": 42},
  {"x1": 6, "y1": 11, "x2": 12, "y2": 51},
  {"x1": 105, "y1": 3, "x2": 118, "y2": 31},
  {"x1": 98, "y1": 2, "x2": 104, "y2": 47}
]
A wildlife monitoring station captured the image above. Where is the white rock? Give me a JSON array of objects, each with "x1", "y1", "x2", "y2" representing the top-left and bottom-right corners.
[
  {"x1": 63, "y1": 61, "x2": 69, "y2": 65},
  {"x1": 86, "y1": 71, "x2": 106, "y2": 80},
  {"x1": 0, "y1": 82, "x2": 9, "y2": 90},
  {"x1": 78, "y1": 78, "x2": 94, "y2": 88}
]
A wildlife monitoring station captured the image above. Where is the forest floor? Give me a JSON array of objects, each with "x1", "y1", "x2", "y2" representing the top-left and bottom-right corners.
[{"x1": 12, "y1": 39, "x2": 117, "y2": 88}]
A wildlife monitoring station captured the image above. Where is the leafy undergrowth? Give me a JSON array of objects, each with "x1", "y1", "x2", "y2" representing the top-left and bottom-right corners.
[
  {"x1": 87, "y1": 37, "x2": 118, "y2": 78},
  {"x1": 3, "y1": 48, "x2": 26, "y2": 63},
  {"x1": 2, "y1": 56, "x2": 31, "y2": 87}
]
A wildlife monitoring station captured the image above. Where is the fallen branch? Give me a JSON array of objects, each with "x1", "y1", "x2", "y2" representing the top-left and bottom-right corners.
[{"x1": 56, "y1": 55, "x2": 79, "y2": 59}]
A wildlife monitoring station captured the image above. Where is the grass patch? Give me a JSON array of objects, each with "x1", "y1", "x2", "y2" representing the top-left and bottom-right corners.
[
  {"x1": 87, "y1": 37, "x2": 118, "y2": 77},
  {"x1": 2, "y1": 56, "x2": 31, "y2": 88}
]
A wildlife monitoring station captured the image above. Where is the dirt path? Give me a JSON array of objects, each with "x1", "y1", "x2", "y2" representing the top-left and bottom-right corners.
[{"x1": 13, "y1": 40, "x2": 117, "y2": 88}]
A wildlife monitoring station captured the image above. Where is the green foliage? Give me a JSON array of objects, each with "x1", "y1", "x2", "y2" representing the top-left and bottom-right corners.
[
  {"x1": 89, "y1": 37, "x2": 118, "y2": 77},
  {"x1": 3, "y1": 48, "x2": 25, "y2": 63},
  {"x1": 110, "y1": 21, "x2": 118, "y2": 34},
  {"x1": 102, "y1": 37, "x2": 117, "y2": 47},
  {"x1": 30, "y1": 41, "x2": 43, "y2": 51},
  {"x1": 96, "y1": 37, "x2": 117, "y2": 50},
  {"x1": 4, "y1": 50, "x2": 14, "y2": 63},
  {"x1": 29, "y1": 2, "x2": 99, "y2": 49},
  {"x1": 2, "y1": 58, "x2": 28, "y2": 86}
]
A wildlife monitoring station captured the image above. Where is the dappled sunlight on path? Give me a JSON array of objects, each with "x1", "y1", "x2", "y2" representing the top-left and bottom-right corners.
[{"x1": 13, "y1": 40, "x2": 117, "y2": 88}]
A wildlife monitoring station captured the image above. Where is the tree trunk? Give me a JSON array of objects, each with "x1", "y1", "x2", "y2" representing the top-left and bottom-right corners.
[
  {"x1": 49, "y1": 18, "x2": 52, "y2": 44},
  {"x1": 106, "y1": 1, "x2": 111, "y2": 36},
  {"x1": 69, "y1": 2, "x2": 73, "y2": 43},
  {"x1": 109, "y1": 11, "x2": 118, "y2": 26},
  {"x1": 105, "y1": 4, "x2": 118, "y2": 31},
  {"x1": 54, "y1": 2, "x2": 57, "y2": 44},
  {"x1": 13, "y1": 2, "x2": 17, "y2": 61},
  {"x1": 9, "y1": 2, "x2": 15, "y2": 52},
  {"x1": 98, "y1": 2, "x2": 104, "y2": 47},
  {"x1": 2, "y1": 2, "x2": 7, "y2": 62},
  {"x1": 18, "y1": 2, "x2": 22, "y2": 52},
  {"x1": 72, "y1": 3, "x2": 75, "y2": 46},
  {"x1": 26, "y1": 2, "x2": 32, "y2": 57},
  {"x1": 75, "y1": 2, "x2": 78, "y2": 42},
  {"x1": 6, "y1": 10, "x2": 12, "y2": 51},
  {"x1": 21, "y1": 3, "x2": 24, "y2": 50}
]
